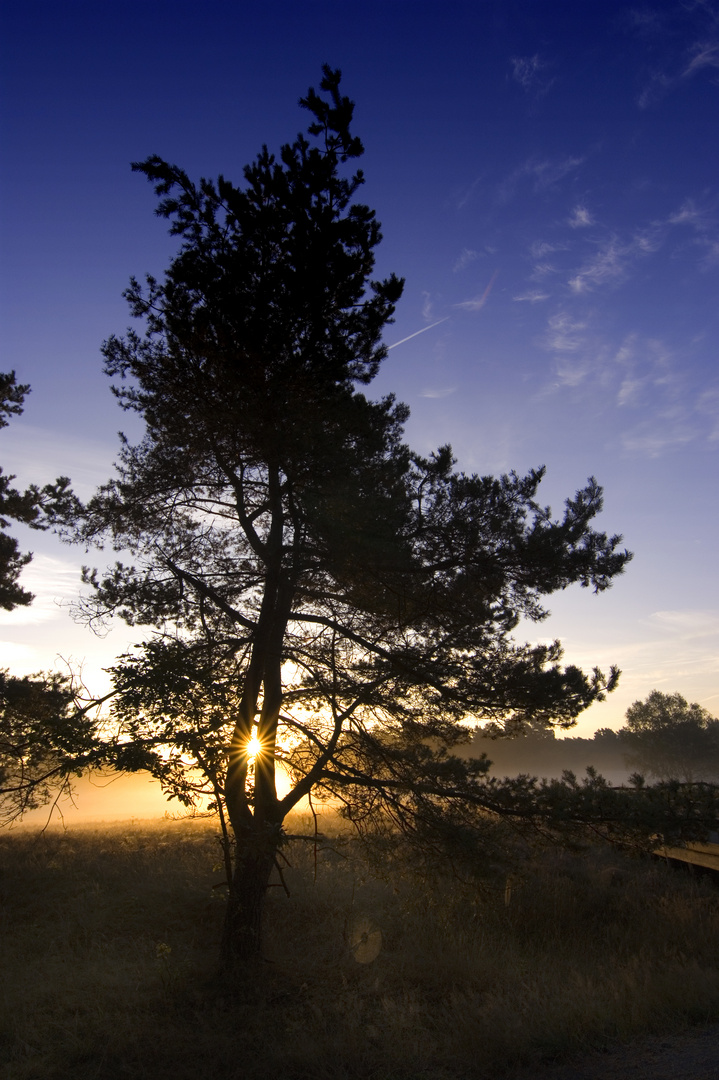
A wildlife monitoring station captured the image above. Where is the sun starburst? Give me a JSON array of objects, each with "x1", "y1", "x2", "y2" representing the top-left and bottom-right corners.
[{"x1": 246, "y1": 734, "x2": 263, "y2": 760}]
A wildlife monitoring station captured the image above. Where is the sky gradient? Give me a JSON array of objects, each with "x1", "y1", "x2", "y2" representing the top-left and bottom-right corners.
[{"x1": 1, "y1": 0, "x2": 718, "y2": 744}]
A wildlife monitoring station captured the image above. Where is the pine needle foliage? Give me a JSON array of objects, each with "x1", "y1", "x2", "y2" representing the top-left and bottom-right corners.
[{"x1": 66, "y1": 67, "x2": 635, "y2": 966}]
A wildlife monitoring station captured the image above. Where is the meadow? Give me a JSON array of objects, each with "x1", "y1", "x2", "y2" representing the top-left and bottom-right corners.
[{"x1": 2, "y1": 813, "x2": 719, "y2": 1080}]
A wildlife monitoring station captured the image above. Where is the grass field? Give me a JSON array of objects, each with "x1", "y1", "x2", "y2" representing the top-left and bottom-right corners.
[{"x1": 2, "y1": 813, "x2": 719, "y2": 1079}]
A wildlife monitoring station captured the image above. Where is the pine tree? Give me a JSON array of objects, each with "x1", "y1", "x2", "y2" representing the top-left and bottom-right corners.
[{"x1": 72, "y1": 67, "x2": 632, "y2": 969}]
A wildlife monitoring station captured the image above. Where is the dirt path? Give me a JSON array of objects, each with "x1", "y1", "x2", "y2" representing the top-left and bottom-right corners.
[{"x1": 508, "y1": 1022, "x2": 719, "y2": 1079}]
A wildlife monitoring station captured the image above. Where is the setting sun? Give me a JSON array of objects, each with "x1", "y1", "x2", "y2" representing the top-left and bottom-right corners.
[{"x1": 246, "y1": 735, "x2": 262, "y2": 759}]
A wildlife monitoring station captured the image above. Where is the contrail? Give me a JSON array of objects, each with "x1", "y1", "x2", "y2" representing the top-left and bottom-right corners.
[{"x1": 388, "y1": 316, "x2": 449, "y2": 350}]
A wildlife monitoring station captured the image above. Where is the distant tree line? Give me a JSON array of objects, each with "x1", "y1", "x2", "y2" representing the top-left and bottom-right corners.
[
  {"x1": 469, "y1": 690, "x2": 719, "y2": 786},
  {"x1": 603, "y1": 691, "x2": 719, "y2": 783}
]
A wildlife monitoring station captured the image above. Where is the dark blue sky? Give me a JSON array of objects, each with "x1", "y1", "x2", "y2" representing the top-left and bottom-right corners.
[{"x1": 1, "y1": 0, "x2": 718, "y2": 733}]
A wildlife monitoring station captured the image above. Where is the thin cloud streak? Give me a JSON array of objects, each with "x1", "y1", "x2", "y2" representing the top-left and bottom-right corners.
[
  {"x1": 453, "y1": 175, "x2": 482, "y2": 211},
  {"x1": 420, "y1": 387, "x2": 457, "y2": 399},
  {"x1": 388, "y1": 317, "x2": 449, "y2": 350},
  {"x1": 513, "y1": 290, "x2": 550, "y2": 303},
  {"x1": 684, "y1": 39, "x2": 719, "y2": 75}
]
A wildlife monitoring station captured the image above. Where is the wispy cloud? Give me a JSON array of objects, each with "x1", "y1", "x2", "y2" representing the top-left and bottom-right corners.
[
  {"x1": 616, "y1": 376, "x2": 643, "y2": 407},
  {"x1": 621, "y1": 414, "x2": 697, "y2": 455},
  {"x1": 419, "y1": 387, "x2": 457, "y2": 399},
  {"x1": 453, "y1": 248, "x2": 478, "y2": 273},
  {"x1": 650, "y1": 609, "x2": 719, "y2": 639},
  {"x1": 568, "y1": 205, "x2": 594, "y2": 228},
  {"x1": 543, "y1": 312, "x2": 595, "y2": 386},
  {"x1": 0, "y1": 554, "x2": 81, "y2": 627},
  {"x1": 530, "y1": 240, "x2": 565, "y2": 259},
  {"x1": 569, "y1": 237, "x2": 629, "y2": 293},
  {"x1": 513, "y1": 290, "x2": 550, "y2": 303},
  {"x1": 530, "y1": 156, "x2": 585, "y2": 190},
  {"x1": 702, "y1": 238, "x2": 719, "y2": 266},
  {"x1": 668, "y1": 199, "x2": 704, "y2": 226},
  {"x1": 613, "y1": 332, "x2": 656, "y2": 406},
  {"x1": 497, "y1": 155, "x2": 585, "y2": 204},
  {"x1": 541, "y1": 316, "x2": 659, "y2": 399},
  {"x1": 612, "y1": 334, "x2": 718, "y2": 455},
  {"x1": 599, "y1": 608, "x2": 719, "y2": 705},
  {"x1": 510, "y1": 53, "x2": 541, "y2": 89},
  {"x1": 667, "y1": 197, "x2": 719, "y2": 265},
  {"x1": 540, "y1": 307, "x2": 718, "y2": 454},
  {"x1": 697, "y1": 387, "x2": 719, "y2": 441},
  {"x1": 626, "y1": 7, "x2": 665, "y2": 36},
  {"x1": 567, "y1": 199, "x2": 718, "y2": 292},
  {"x1": 615, "y1": 336, "x2": 646, "y2": 407},
  {"x1": 637, "y1": 72, "x2": 673, "y2": 110},
  {"x1": 614, "y1": 334, "x2": 676, "y2": 409},
  {"x1": 545, "y1": 311, "x2": 584, "y2": 349},
  {"x1": 568, "y1": 222, "x2": 663, "y2": 294},
  {"x1": 523, "y1": 240, "x2": 564, "y2": 295},
  {"x1": 635, "y1": 6, "x2": 719, "y2": 109},
  {"x1": 683, "y1": 38, "x2": 719, "y2": 76},
  {"x1": 529, "y1": 261, "x2": 559, "y2": 282},
  {"x1": 510, "y1": 53, "x2": 555, "y2": 96},
  {"x1": 614, "y1": 330, "x2": 719, "y2": 454},
  {"x1": 453, "y1": 175, "x2": 483, "y2": 211}
]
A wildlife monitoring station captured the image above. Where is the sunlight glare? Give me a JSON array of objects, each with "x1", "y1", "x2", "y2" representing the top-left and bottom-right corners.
[{"x1": 246, "y1": 734, "x2": 263, "y2": 760}]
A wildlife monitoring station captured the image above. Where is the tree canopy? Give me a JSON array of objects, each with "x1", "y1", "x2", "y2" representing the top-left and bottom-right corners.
[
  {"x1": 0, "y1": 668, "x2": 101, "y2": 826},
  {"x1": 67, "y1": 66, "x2": 636, "y2": 967},
  {"x1": 614, "y1": 691, "x2": 719, "y2": 783},
  {"x1": 0, "y1": 374, "x2": 94, "y2": 824},
  {"x1": 0, "y1": 371, "x2": 75, "y2": 609}
]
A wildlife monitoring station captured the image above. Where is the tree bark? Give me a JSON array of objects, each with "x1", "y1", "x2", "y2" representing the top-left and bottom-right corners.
[
  {"x1": 219, "y1": 474, "x2": 291, "y2": 974},
  {"x1": 220, "y1": 841, "x2": 277, "y2": 972}
]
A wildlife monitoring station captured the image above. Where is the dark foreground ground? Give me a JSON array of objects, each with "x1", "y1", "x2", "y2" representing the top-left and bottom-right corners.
[
  {"x1": 2, "y1": 816, "x2": 719, "y2": 1080},
  {"x1": 509, "y1": 1022, "x2": 719, "y2": 1079}
]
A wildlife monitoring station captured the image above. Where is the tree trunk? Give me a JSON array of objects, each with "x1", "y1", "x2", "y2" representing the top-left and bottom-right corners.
[{"x1": 219, "y1": 841, "x2": 276, "y2": 973}]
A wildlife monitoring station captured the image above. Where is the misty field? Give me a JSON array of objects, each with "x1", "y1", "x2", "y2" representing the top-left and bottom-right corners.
[{"x1": 2, "y1": 815, "x2": 719, "y2": 1080}]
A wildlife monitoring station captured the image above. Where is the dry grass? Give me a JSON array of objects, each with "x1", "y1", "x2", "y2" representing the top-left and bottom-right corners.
[{"x1": 2, "y1": 814, "x2": 719, "y2": 1079}]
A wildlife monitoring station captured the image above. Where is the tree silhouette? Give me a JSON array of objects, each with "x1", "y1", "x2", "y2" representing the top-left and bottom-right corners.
[
  {"x1": 0, "y1": 668, "x2": 101, "y2": 826},
  {"x1": 618, "y1": 691, "x2": 719, "y2": 782},
  {"x1": 69, "y1": 67, "x2": 633, "y2": 970},
  {"x1": 0, "y1": 371, "x2": 75, "y2": 609}
]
